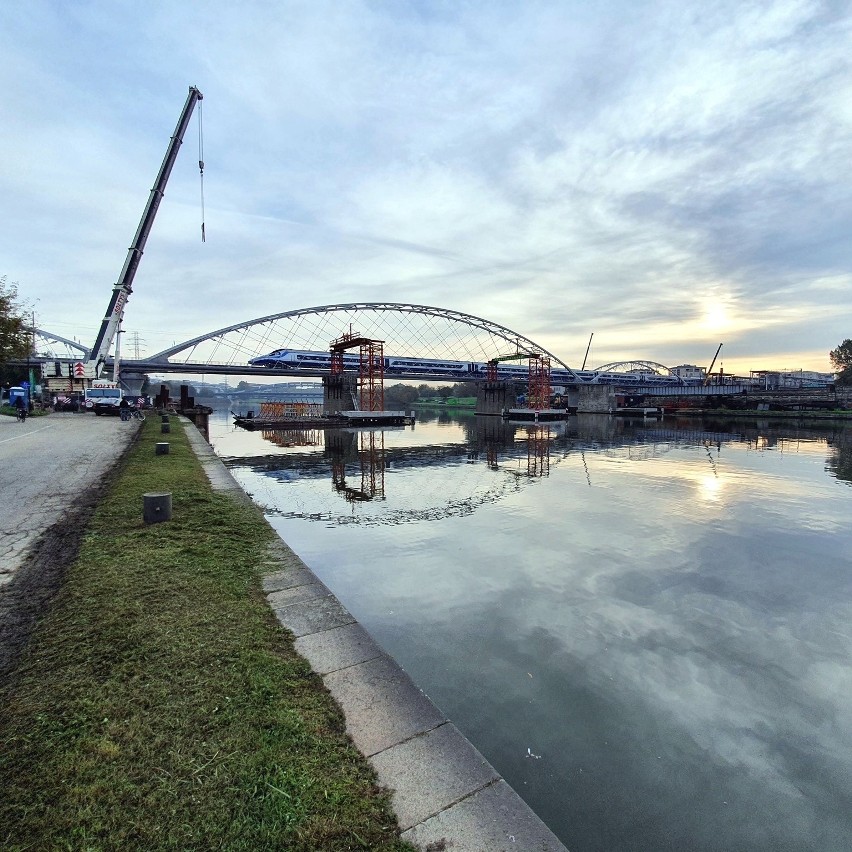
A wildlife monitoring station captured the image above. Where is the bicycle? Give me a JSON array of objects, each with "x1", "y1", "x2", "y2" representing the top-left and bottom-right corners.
[
  {"x1": 131, "y1": 408, "x2": 146, "y2": 420},
  {"x1": 15, "y1": 407, "x2": 27, "y2": 423}
]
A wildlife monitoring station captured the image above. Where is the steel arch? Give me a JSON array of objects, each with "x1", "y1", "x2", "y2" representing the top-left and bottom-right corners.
[
  {"x1": 149, "y1": 302, "x2": 575, "y2": 375},
  {"x1": 592, "y1": 360, "x2": 686, "y2": 384},
  {"x1": 33, "y1": 328, "x2": 90, "y2": 358}
]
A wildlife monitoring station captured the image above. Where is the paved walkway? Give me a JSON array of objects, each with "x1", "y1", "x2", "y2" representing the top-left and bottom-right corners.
[{"x1": 0, "y1": 412, "x2": 139, "y2": 584}]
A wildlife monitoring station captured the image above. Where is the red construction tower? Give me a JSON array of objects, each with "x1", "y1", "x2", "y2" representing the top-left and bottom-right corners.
[
  {"x1": 486, "y1": 350, "x2": 552, "y2": 411},
  {"x1": 527, "y1": 355, "x2": 552, "y2": 411},
  {"x1": 329, "y1": 329, "x2": 385, "y2": 412}
]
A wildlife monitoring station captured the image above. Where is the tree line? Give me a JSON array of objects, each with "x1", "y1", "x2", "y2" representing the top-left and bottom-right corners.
[{"x1": 830, "y1": 340, "x2": 852, "y2": 386}]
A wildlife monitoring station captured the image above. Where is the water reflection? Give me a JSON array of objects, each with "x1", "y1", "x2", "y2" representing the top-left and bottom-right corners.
[
  {"x1": 209, "y1": 411, "x2": 852, "y2": 851},
  {"x1": 826, "y1": 428, "x2": 852, "y2": 485},
  {"x1": 328, "y1": 430, "x2": 386, "y2": 503}
]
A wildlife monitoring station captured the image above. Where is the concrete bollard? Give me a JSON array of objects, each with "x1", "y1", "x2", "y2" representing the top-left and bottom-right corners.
[
  {"x1": 155, "y1": 442, "x2": 170, "y2": 455},
  {"x1": 143, "y1": 492, "x2": 172, "y2": 524},
  {"x1": 161, "y1": 422, "x2": 171, "y2": 434}
]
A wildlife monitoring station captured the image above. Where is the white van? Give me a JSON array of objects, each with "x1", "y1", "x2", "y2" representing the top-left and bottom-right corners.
[{"x1": 84, "y1": 381, "x2": 123, "y2": 415}]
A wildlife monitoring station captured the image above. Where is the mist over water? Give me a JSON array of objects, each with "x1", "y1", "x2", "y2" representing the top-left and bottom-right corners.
[{"x1": 210, "y1": 409, "x2": 852, "y2": 851}]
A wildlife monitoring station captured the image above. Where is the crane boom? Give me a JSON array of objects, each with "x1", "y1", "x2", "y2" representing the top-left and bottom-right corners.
[
  {"x1": 703, "y1": 343, "x2": 723, "y2": 385},
  {"x1": 89, "y1": 85, "x2": 203, "y2": 377}
]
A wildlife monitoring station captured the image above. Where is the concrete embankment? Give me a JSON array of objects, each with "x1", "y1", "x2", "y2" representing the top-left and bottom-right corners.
[{"x1": 0, "y1": 411, "x2": 568, "y2": 851}]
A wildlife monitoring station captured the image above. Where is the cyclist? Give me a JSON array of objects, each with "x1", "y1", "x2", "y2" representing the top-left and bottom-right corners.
[{"x1": 14, "y1": 396, "x2": 27, "y2": 422}]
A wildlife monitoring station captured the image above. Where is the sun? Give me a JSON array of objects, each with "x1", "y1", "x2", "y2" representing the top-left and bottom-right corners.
[{"x1": 702, "y1": 303, "x2": 729, "y2": 331}]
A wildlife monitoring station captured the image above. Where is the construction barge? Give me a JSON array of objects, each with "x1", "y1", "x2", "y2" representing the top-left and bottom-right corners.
[{"x1": 234, "y1": 409, "x2": 414, "y2": 430}]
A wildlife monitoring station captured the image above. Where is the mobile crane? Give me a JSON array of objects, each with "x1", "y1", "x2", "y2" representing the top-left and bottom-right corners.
[
  {"x1": 88, "y1": 85, "x2": 204, "y2": 379},
  {"x1": 703, "y1": 343, "x2": 723, "y2": 386}
]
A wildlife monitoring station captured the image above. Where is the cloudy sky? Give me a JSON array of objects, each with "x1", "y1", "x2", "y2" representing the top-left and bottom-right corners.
[{"x1": 1, "y1": 0, "x2": 850, "y2": 374}]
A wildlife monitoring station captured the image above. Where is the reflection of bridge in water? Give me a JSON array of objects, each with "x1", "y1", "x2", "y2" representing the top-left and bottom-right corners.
[{"x1": 225, "y1": 414, "x2": 852, "y2": 523}]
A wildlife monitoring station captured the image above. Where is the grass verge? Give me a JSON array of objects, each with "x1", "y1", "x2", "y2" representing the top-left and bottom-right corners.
[{"x1": 0, "y1": 416, "x2": 414, "y2": 851}]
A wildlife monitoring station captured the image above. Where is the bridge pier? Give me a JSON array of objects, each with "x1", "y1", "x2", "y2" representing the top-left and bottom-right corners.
[
  {"x1": 475, "y1": 381, "x2": 513, "y2": 416},
  {"x1": 118, "y1": 368, "x2": 147, "y2": 397},
  {"x1": 323, "y1": 374, "x2": 358, "y2": 414},
  {"x1": 576, "y1": 385, "x2": 618, "y2": 413}
]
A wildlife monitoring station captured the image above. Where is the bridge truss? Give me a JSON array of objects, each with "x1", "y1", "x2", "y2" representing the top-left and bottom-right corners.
[
  {"x1": 31, "y1": 307, "x2": 687, "y2": 387},
  {"x1": 31, "y1": 329, "x2": 90, "y2": 360},
  {"x1": 592, "y1": 360, "x2": 682, "y2": 380},
  {"x1": 145, "y1": 302, "x2": 573, "y2": 375}
]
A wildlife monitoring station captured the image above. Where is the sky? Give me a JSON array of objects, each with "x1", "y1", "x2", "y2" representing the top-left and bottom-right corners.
[{"x1": 1, "y1": 0, "x2": 850, "y2": 375}]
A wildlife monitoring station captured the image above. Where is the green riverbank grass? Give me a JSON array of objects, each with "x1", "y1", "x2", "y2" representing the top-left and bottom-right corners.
[{"x1": 0, "y1": 417, "x2": 414, "y2": 851}]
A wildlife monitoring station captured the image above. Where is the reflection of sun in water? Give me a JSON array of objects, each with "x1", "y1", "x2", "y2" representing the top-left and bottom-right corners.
[{"x1": 698, "y1": 474, "x2": 723, "y2": 502}]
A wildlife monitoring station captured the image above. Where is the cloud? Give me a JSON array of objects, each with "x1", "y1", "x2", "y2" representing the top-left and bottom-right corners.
[{"x1": 1, "y1": 0, "x2": 850, "y2": 370}]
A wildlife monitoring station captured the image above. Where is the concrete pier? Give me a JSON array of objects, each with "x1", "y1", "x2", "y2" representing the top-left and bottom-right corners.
[
  {"x1": 322, "y1": 374, "x2": 358, "y2": 414},
  {"x1": 475, "y1": 380, "x2": 513, "y2": 416}
]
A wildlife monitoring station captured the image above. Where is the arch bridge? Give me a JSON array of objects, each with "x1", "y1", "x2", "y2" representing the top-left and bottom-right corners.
[{"x1": 31, "y1": 302, "x2": 685, "y2": 387}]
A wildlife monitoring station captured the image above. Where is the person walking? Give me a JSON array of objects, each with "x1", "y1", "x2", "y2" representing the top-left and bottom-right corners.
[{"x1": 119, "y1": 396, "x2": 130, "y2": 421}]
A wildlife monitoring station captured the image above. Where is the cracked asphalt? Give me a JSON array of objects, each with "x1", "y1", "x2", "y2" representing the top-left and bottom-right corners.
[{"x1": 0, "y1": 411, "x2": 138, "y2": 680}]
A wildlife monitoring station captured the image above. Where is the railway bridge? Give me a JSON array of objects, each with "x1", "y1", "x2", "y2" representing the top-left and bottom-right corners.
[{"x1": 32, "y1": 302, "x2": 687, "y2": 399}]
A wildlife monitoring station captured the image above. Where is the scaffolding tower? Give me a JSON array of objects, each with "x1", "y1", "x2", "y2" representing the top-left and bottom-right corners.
[
  {"x1": 329, "y1": 329, "x2": 385, "y2": 412},
  {"x1": 486, "y1": 349, "x2": 552, "y2": 411},
  {"x1": 527, "y1": 355, "x2": 552, "y2": 411}
]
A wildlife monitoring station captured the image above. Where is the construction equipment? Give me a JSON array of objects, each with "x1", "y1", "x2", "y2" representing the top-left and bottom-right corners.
[
  {"x1": 487, "y1": 348, "x2": 551, "y2": 410},
  {"x1": 703, "y1": 343, "x2": 723, "y2": 386},
  {"x1": 330, "y1": 329, "x2": 385, "y2": 412},
  {"x1": 582, "y1": 333, "x2": 594, "y2": 370},
  {"x1": 485, "y1": 347, "x2": 537, "y2": 382},
  {"x1": 88, "y1": 85, "x2": 204, "y2": 379}
]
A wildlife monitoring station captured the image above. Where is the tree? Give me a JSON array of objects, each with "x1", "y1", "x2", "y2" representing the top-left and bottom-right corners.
[
  {"x1": 829, "y1": 339, "x2": 852, "y2": 386},
  {"x1": 0, "y1": 276, "x2": 30, "y2": 365},
  {"x1": 384, "y1": 383, "x2": 419, "y2": 408}
]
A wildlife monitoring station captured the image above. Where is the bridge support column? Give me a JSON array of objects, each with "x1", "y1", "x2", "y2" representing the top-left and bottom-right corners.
[
  {"x1": 323, "y1": 375, "x2": 358, "y2": 414},
  {"x1": 577, "y1": 385, "x2": 618, "y2": 413},
  {"x1": 118, "y1": 368, "x2": 147, "y2": 397},
  {"x1": 475, "y1": 381, "x2": 512, "y2": 416}
]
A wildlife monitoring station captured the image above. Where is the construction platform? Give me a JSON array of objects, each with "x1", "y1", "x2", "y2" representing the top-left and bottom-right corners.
[
  {"x1": 504, "y1": 408, "x2": 574, "y2": 421},
  {"x1": 610, "y1": 406, "x2": 664, "y2": 418},
  {"x1": 234, "y1": 411, "x2": 414, "y2": 430}
]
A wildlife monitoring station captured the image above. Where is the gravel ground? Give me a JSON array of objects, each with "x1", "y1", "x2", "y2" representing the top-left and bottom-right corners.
[{"x1": 0, "y1": 412, "x2": 139, "y2": 681}]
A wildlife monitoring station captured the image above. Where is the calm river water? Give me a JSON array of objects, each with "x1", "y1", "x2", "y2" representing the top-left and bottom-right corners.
[{"x1": 209, "y1": 409, "x2": 852, "y2": 852}]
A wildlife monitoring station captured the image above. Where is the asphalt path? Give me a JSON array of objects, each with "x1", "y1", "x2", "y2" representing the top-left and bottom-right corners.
[
  {"x1": 0, "y1": 411, "x2": 139, "y2": 680},
  {"x1": 0, "y1": 412, "x2": 138, "y2": 581}
]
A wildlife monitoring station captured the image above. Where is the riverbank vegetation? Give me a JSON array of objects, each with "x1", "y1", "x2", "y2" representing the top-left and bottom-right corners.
[
  {"x1": 0, "y1": 417, "x2": 413, "y2": 851},
  {"x1": 830, "y1": 338, "x2": 852, "y2": 385}
]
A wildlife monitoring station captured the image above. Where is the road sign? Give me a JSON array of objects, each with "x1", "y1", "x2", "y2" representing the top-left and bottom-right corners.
[{"x1": 74, "y1": 362, "x2": 86, "y2": 377}]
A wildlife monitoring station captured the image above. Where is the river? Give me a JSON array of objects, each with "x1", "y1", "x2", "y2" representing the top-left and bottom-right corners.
[{"x1": 208, "y1": 408, "x2": 852, "y2": 851}]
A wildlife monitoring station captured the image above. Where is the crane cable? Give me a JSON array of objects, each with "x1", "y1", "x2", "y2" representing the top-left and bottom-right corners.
[{"x1": 198, "y1": 99, "x2": 206, "y2": 242}]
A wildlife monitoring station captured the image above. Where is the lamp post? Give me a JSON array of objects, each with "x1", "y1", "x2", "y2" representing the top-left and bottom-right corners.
[{"x1": 30, "y1": 311, "x2": 36, "y2": 407}]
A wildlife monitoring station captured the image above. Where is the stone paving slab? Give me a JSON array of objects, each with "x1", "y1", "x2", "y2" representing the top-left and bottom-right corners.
[
  {"x1": 262, "y1": 566, "x2": 318, "y2": 593},
  {"x1": 371, "y1": 721, "x2": 500, "y2": 831},
  {"x1": 323, "y1": 655, "x2": 446, "y2": 758},
  {"x1": 294, "y1": 622, "x2": 384, "y2": 675},
  {"x1": 271, "y1": 593, "x2": 357, "y2": 637},
  {"x1": 401, "y1": 779, "x2": 567, "y2": 851},
  {"x1": 266, "y1": 581, "x2": 330, "y2": 608}
]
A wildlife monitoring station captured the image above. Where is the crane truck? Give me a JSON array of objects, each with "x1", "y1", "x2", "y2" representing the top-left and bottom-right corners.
[{"x1": 87, "y1": 85, "x2": 204, "y2": 387}]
